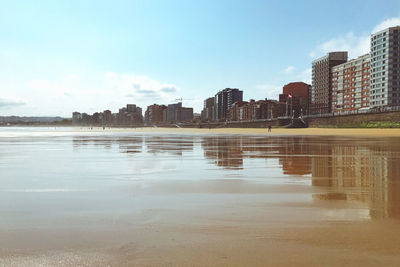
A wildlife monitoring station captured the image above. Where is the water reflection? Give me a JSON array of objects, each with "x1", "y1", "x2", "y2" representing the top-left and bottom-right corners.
[
  {"x1": 145, "y1": 136, "x2": 194, "y2": 156},
  {"x1": 70, "y1": 134, "x2": 400, "y2": 220},
  {"x1": 310, "y1": 140, "x2": 400, "y2": 220},
  {"x1": 201, "y1": 135, "x2": 400, "y2": 220}
]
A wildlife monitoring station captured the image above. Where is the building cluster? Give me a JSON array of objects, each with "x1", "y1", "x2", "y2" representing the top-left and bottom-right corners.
[
  {"x1": 73, "y1": 26, "x2": 400, "y2": 125},
  {"x1": 200, "y1": 83, "x2": 310, "y2": 122},
  {"x1": 200, "y1": 26, "x2": 400, "y2": 120},
  {"x1": 311, "y1": 26, "x2": 400, "y2": 115},
  {"x1": 144, "y1": 102, "x2": 194, "y2": 124},
  {"x1": 72, "y1": 101, "x2": 195, "y2": 126},
  {"x1": 72, "y1": 104, "x2": 143, "y2": 126}
]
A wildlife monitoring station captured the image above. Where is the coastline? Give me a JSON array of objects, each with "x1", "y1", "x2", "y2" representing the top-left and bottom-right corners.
[{"x1": 41, "y1": 126, "x2": 400, "y2": 137}]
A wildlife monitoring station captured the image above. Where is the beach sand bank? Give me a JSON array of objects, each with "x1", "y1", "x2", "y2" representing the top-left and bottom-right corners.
[{"x1": 2, "y1": 220, "x2": 400, "y2": 266}]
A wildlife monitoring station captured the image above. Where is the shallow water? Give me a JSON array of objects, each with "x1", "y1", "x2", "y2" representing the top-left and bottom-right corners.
[{"x1": 1, "y1": 127, "x2": 400, "y2": 263}]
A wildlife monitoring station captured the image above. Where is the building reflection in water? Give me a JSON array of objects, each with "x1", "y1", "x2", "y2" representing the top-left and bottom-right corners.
[
  {"x1": 201, "y1": 136, "x2": 312, "y2": 174},
  {"x1": 73, "y1": 136, "x2": 144, "y2": 153},
  {"x1": 202, "y1": 135, "x2": 400, "y2": 220},
  {"x1": 72, "y1": 134, "x2": 400, "y2": 219},
  {"x1": 145, "y1": 136, "x2": 194, "y2": 156},
  {"x1": 310, "y1": 138, "x2": 400, "y2": 220},
  {"x1": 201, "y1": 137, "x2": 245, "y2": 169},
  {"x1": 72, "y1": 135, "x2": 194, "y2": 156}
]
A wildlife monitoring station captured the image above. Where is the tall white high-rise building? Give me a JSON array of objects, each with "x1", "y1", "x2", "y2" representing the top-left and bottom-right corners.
[{"x1": 370, "y1": 26, "x2": 400, "y2": 108}]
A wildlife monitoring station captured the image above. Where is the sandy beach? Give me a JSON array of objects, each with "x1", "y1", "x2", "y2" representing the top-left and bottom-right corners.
[
  {"x1": 55, "y1": 126, "x2": 400, "y2": 137},
  {"x1": 1, "y1": 127, "x2": 400, "y2": 266},
  {"x1": 2, "y1": 218, "x2": 400, "y2": 266}
]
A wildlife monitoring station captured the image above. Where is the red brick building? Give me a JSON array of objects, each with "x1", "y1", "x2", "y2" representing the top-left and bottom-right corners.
[{"x1": 279, "y1": 82, "x2": 311, "y2": 117}]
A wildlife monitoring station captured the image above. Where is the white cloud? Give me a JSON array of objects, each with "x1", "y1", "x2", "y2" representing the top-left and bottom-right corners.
[
  {"x1": 104, "y1": 72, "x2": 180, "y2": 103},
  {"x1": 284, "y1": 66, "x2": 295, "y2": 74},
  {"x1": 177, "y1": 97, "x2": 204, "y2": 112},
  {"x1": 373, "y1": 17, "x2": 400, "y2": 33},
  {"x1": 296, "y1": 68, "x2": 312, "y2": 84},
  {"x1": 26, "y1": 74, "x2": 83, "y2": 98},
  {"x1": 255, "y1": 84, "x2": 282, "y2": 100},
  {"x1": 0, "y1": 72, "x2": 183, "y2": 116},
  {"x1": 27, "y1": 79, "x2": 53, "y2": 90},
  {"x1": 0, "y1": 97, "x2": 26, "y2": 108},
  {"x1": 310, "y1": 32, "x2": 370, "y2": 59},
  {"x1": 256, "y1": 68, "x2": 311, "y2": 101},
  {"x1": 309, "y1": 16, "x2": 400, "y2": 60}
]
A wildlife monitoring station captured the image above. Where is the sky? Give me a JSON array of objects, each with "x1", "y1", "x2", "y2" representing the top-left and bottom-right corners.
[{"x1": 1, "y1": 0, "x2": 400, "y2": 117}]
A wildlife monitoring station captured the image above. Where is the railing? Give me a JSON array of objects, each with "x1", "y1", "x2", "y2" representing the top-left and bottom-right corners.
[
  {"x1": 147, "y1": 106, "x2": 400, "y2": 127},
  {"x1": 303, "y1": 105, "x2": 400, "y2": 119}
]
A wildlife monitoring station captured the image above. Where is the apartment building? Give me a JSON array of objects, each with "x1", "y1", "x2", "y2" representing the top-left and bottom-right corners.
[
  {"x1": 214, "y1": 88, "x2": 243, "y2": 120},
  {"x1": 370, "y1": 26, "x2": 400, "y2": 108},
  {"x1": 332, "y1": 54, "x2": 371, "y2": 113},
  {"x1": 145, "y1": 104, "x2": 167, "y2": 123},
  {"x1": 311, "y1": 52, "x2": 348, "y2": 114},
  {"x1": 201, "y1": 97, "x2": 215, "y2": 121}
]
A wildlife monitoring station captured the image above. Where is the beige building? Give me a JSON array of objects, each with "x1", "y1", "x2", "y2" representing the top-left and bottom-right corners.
[{"x1": 331, "y1": 54, "x2": 371, "y2": 113}]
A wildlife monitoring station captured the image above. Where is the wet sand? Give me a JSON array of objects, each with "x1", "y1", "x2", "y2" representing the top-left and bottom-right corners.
[
  {"x1": 2, "y1": 216, "x2": 400, "y2": 266},
  {"x1": 64, "y1": 126, "x2": 400, "y2": 137},
  {"x1": 1, "y1": 128, "x2": 400, "y2": 266}
]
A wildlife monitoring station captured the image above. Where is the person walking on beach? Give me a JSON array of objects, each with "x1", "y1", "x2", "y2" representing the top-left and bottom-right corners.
[{"x1": 268, "y1": 125, "x2": 272, "y2": 132}]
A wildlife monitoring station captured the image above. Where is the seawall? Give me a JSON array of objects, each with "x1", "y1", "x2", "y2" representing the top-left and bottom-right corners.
[{"x1": 306, "y1": 111, "x2": 400, "y2": 127}]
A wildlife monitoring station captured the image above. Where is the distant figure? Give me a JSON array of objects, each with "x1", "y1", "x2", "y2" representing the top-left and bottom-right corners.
[{"x1": 268, "y1": 125, "x2": 272, "y2": 132}]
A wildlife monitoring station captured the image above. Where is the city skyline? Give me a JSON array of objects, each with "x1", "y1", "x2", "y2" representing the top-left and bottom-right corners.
[{"x1": 1, "y1": 1, "x2": 400, "y2": 116}]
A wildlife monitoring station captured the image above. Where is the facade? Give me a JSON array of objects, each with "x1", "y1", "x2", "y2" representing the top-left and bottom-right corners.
[
  {"x1": 331, "y1": 54, "x2": 371, "y2": 113},
  {"x1": 227, "y1": 99, "x2": 279, "y2": 121},
  {"x1": 281, "y1": 82, "x2": 311, "y2": 116},
  {"x1": 228, "y1": 101, "x2": 248, "y2": 121},
  {"x1": 248, "y1": 99, "x2": 270, "y2": 120},
  {"x1": 72, "y1": 112, "x2": 82, "y2": 124},
  {"x1": 117, "y1": 104, "x2": 143, "y2": 125},
  {"x1": 166, "y1": 102, "x2": 193, "y2": 123},
  {"x1": 283, "y1": 82, "x2": 310, "y2": 98},
  {"x1": 370, "y1": 26, "x2": 400, "y2": 108},
  {"x1": 201, "y1": 97, "x2": 215, "y2": 121},
  {"x1": 311, "y1": 52, "x2": 348, "y2": 114},
  {"x1": 167, "y1": 102, "x2": 182, "y2": 122},
  {"x1": 181, "y1": 107, "x2": 194, "y2": 122},
  {"x1": 162, "y1": 108, "x2": 168, "y2": 122},
  {"x1": 145, "y1": 104, "x2": 167, "y2": 124},
  {"x1": 103, "y1": 110, "x2": 113, "y2": 125},
  {"x1": 214, "y1": 88, "x2": 243, "y2": 121}
]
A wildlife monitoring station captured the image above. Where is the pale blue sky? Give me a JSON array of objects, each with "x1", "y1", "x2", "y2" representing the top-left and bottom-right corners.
[{"x1": 1, "y1": 0, "x2": 400, "y2": 116}]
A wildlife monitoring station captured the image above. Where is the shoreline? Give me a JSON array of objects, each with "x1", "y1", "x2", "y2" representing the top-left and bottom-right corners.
[{"x1": 16, "y1": 126, "x2": 400, "y2": 137}]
